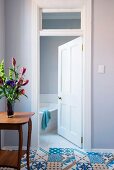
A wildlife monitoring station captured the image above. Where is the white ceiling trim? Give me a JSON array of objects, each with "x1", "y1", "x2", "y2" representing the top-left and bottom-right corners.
[{"x1": 37, "y1": 0, "x2": 84, "y2": 9}]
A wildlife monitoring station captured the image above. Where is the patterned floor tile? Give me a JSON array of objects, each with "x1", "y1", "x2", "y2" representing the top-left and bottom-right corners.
[
  {"x1": 32, "y1": 161, "x2": 47, "y2": 170},
  {"x1": 62, "y1": 148, "x2": 74, "y2": 155},
  {"x1": 47, "y1": 162, "x2": 62, "y2": 170},
  {"x1": 76, "y1": 162, "x2": 93, "y2": 170},
  {"x1": 1, "y1": 148, "x2": 114, "y2": 170},
  {"x1": 62, "y1": 160, "x2": 76, "y2": 170},
  {"x1": 49, "y1": 148, "x2": 63, "y2": 154},
  {"x1": 107, "y1": 160, "x2": 114, "y2": 169},
  {"x1": 87, "y1": 152, "x2": 105, "y2": 164},
  {"x1": 35, "y1": 148, "x2": 48, "y2": 157},
  {"x1": 74, "y1": 148, "x2": 87, "y2": 156},
  {"x1": 34, "y1": 148, "x2": 49, "y2": 163},
  {"x1": 34, "y1": 154, "x2": 48, "y2": 162},
  {"x1": 77, "y1": 155, "x2": 91, "y2": 164},
  {"x1": 21, "y1": 150, "x2": 37, "y2": 169},
  {"x1": 48, "y1": 153, "x2": 62, "y2": 162},
  {"x1": 102, "y1": 153, "x2": 114, "y2": 164},
  {"x1": 49, "y1": 148, "x2": 74, "y2": 155},
  {"x1": 74, "y1": 148, "x2": 87, "y2": 162},
  {"x1": 62, "y1": 154, "x2": 76, "y2": 169},
  {"x1": 70, "y1": 164, "x2": 77, "y2": 170},
  {"x1": 92, "y1": 163, "x2": 108, "y2": 170},
  {"x1": 62, "y1": 153, "x2": 75, "y2": 162}
]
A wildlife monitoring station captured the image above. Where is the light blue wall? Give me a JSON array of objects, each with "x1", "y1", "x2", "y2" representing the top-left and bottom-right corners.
[
  {"x1": 92, "y1": 0, "x2": 114, "y2": 149},
  {"x1": 40, "y1": 36, "x2": 77, "y2": 94}
]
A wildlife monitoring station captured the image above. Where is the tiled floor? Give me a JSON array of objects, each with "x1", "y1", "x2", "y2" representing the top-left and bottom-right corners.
[
  {"x1": 20, "y1": 148, "x2": 114, "y2": 170},
  {"x1": 39, "y1": 131, "x2": 80, "y2": 150},
  {"x1": 1, "y1": 132, "x2": 114, "y2": 169}
]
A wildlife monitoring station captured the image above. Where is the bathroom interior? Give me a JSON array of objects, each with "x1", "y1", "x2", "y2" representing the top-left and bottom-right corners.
[
  {"x1": 39, "y1": 36, "x2": 77, "y2": 149},
  {"x1": 39, "y1": 12, "x2": 81, "y2": 149}
]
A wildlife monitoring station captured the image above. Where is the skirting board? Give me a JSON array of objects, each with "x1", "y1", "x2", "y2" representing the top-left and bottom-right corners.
[
  {"x1": 91, "y1": 148, "x2": 114, "y2": 153},
  {"x1": 2, "y1": 146, "x2": 38, "y2": 151},
  {"x1": 2, "y1": 146, "x2": 114, "y2": 153}
]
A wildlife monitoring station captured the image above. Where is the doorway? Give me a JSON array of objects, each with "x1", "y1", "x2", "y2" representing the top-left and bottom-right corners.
[
  {"x1": 30, "y1": 5, "x2": 92, "y2": 150},
  {"x1": 39, "y1": 36, "x2": 83, "y2": 149}
]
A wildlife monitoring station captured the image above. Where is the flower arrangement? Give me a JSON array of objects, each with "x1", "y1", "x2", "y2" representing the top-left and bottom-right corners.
[{"x1": 0, "y1": 58, "x2": 29, "y2": 117}]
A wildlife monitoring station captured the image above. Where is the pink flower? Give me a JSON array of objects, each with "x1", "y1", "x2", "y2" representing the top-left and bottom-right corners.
[
  {"x1": 20, "y1": 67, "x2": 26, "y2": 75},
  {"x1": 12, "y1": 58, "x2": 16, "y2": 67},
  {"x1": 17, "y1": 78, "x2": 23, "y2": 86},
  {"x1": 22, "y1": 80, "x2": 29, "y2": 86},
  {"x1": 20, "y1": 89, "x2": 25, "y2": 95}
]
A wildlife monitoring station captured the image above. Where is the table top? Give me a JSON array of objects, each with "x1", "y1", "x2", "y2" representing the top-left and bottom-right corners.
[{"x1": 0, "y1": 112, "x2": 34, "y2": 124}]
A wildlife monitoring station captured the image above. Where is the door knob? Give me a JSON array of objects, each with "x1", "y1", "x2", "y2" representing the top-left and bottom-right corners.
[{"x1": 58, "y1": 97, "x2": 62, "y2": 100}]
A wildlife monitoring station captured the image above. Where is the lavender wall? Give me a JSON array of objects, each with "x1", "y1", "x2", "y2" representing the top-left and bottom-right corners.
[
  {"x1": 2, "y1": 0, "x2": 114, "y2": 149},
  {"x1": 92, "y1": 0, "x2": 114, "y2": 148},
  {"x1": 4, "y1": 0, "x2": 32, "y2": 146},
  {"x1": 0, "y1": 0, "x2": 5, "y2": 148},
  {"x1": 0, "y1": 0, "x2": 5, "y2": 111}
]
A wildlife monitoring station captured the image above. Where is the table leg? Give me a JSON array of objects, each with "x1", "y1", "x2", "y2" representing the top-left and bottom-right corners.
[
  {"x1": 18, "y1": 125, "x2": 23, "y2": 170},
  {"x1": 27, "y1": 118, "x2": 32, "y2": 170}
]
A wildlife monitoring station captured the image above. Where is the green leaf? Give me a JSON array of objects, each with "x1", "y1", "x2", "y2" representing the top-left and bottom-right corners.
[
  {"x1": 0, "y1": 90, "x2": 3, "y2": 95},
  {"x1": 0, "y1": 94, "x2": 4, "y2": 99},
  {"x1": 9, "y1": 68, "x2": 13, "y2": 79},
  {"x1": 0, "y1": 86, "x2": 3, "y2": 89}
]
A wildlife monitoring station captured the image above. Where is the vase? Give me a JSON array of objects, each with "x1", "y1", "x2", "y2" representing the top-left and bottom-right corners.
[{"x1": 7, "y1": 100, "x2": 14, "y2": 118}]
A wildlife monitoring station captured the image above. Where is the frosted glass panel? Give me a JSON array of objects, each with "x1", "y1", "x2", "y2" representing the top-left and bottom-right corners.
[{"x1": 42, "y1": 12, "x2": 81, "y2": 29}]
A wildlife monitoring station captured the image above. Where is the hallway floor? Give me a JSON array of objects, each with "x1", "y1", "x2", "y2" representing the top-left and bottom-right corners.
[{"x1": 39, "y1": 131, "x2": 82, "y2": 150}]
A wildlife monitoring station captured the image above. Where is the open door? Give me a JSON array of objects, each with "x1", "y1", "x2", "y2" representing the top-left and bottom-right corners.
[{"x1": 58, "y1": 37, "x2": 83, "y2": 148}]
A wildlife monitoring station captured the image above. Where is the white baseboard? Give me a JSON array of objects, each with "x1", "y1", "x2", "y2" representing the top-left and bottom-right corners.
[
  {"x1": 91, "y1": 148, "x2": 114, "y2": 153},
  {"x1": 2, "y1": 146, "x2": 38, "y2": 150},
  {"x1": 2, "y1": 146, "x2": 114, "y2": 153},
  {"x1": 2, "y1": 146, "x2": 27, "y2": 150}
]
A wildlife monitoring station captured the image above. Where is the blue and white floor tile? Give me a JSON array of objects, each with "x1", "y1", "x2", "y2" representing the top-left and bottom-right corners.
[{"x1": 1, "y1": 148, "x2": 114, "y2": 169}]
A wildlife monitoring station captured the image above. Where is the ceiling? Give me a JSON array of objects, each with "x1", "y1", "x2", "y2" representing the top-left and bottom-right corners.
[{"x1": 37, "y1": 0, "x2": 84, "y2": 9}]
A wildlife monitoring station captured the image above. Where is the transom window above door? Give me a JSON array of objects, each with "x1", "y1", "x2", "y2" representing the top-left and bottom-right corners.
[{"x1": 42, "y1": 12, "x2": 81, "y2": 29}]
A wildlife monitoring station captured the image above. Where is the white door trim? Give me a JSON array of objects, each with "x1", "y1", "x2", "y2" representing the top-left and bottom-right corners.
[
  {"x1": 42, "y1": 9, "x2": 82, "y2": 13},
  {"x1": 30, "y1": 0, "x2": 40, "y2": 148},
  {"x1": 31, "y1": 0, "x2": 92, "y2": 149},
  {"x1": 83, "y1": 0, "x2": 92, "y2": 150},
  {"x1": 40, "y1": 30, "x2": 83, "y2": 36}
]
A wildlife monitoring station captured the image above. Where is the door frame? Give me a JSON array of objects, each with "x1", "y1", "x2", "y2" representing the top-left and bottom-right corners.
[{"x1": 30, "y1": 0, "x2": 92, "y2": 150}]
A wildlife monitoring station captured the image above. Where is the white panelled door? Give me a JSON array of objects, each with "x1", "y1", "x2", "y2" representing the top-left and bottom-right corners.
[{"x1": 58, "y1": 37, "x2": 83, "y2": 147}]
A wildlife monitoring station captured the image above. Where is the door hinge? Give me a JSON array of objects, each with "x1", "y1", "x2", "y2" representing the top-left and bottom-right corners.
[
  {"x1": 82, "y1": 44, "x2": 83, "y2": 51},
  {"x1": 81, "y1": 137, "x2": 83, "y2": 144}
]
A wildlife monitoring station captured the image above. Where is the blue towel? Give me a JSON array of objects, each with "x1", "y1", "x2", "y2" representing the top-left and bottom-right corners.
[{"x1": 41, "y1": 110, "x2": 51, "y2": 130}]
